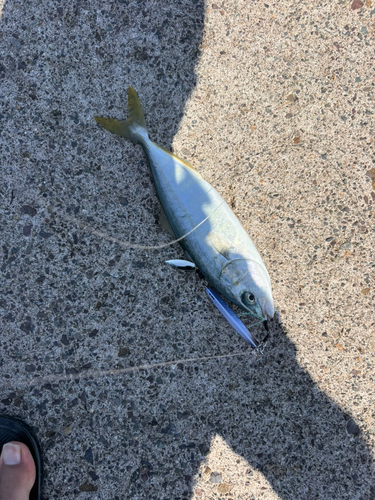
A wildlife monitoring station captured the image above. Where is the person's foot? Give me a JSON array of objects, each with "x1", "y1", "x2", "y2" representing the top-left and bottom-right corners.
[{"x1": 0, "y1": 442, "x2": 36, "y2": 500}]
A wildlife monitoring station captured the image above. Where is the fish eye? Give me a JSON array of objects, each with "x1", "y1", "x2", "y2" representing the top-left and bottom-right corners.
[{"x1": 242, "y1": 292, "x2": 255, "y2": 306}]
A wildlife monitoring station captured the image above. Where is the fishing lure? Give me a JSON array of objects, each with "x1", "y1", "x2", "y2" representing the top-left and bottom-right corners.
[{"x1": 206, "y1": 287, "x2": 260, "y2": 349}]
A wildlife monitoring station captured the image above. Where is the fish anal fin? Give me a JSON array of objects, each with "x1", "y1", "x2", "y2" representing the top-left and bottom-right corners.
[{"x1": 159, "y1": 206, "x2": 175, "y2": 237}]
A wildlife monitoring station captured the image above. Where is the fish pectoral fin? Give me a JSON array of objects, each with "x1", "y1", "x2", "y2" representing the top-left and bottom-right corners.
[
  {"x1": 165, "y1": 259, "x2": 196, "y2": 270},
  {"x1": 159, "y1": 207, "x2": 176, "y2": 237},
  {"x1": 208, "y1": 232, "x2": 232, "y2": 260}
]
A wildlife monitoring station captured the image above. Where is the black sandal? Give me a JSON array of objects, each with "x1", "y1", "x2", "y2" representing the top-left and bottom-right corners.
[{"x1": 0, "y1": 415, "x2": 42, "y2": 500}]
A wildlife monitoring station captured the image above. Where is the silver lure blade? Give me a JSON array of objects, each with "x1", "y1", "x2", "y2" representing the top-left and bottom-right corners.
[
  {"x1": 165, "y1": 259, "x2": 196, "y2": 270},
  {"x1": 206, "y1": 287, "x2": 259, "y2": 349}
]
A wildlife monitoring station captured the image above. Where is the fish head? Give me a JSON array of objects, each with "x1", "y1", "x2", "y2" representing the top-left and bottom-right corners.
[{"x1": 219, "y1": 258, "x2": 274, "y2": 320}]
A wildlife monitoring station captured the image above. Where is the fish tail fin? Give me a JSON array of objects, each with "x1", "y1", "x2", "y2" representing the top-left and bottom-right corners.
[{"x1": 94, "y1": 87, "x2": 148, "y2": 144}]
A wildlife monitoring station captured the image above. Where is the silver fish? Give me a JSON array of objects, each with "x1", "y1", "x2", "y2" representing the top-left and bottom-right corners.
[{"x1": 95, "y1": 88, "x2": 274, "y2": 321}]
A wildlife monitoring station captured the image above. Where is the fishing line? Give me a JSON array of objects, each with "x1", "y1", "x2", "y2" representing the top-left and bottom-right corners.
[
  {"x1": 3, "y1": 144, "x2": 288, "y2": 393},
  {"x1": 62, "y1": 151, "x2": 291, "y2": 251},
  {"x1": 0, "y1": 148, "x2": 285, "y2": 393},
  {"x1": 65, "y1": 199, "x2": 226, "y2": 250},
  {"x1": 2, "y1": 350, "x2": 253, "y2": 390}
]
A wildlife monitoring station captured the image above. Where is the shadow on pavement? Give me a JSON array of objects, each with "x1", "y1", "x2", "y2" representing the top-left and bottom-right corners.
[
  {"x1": 0, "y1": 1, "x2": 374, "y2": 499},
  {"x1": 187, "y1": 320, "x2": 375, "y2": 499}
]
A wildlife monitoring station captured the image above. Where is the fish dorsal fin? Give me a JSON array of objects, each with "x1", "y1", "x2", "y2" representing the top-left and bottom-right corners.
[{"x1": 159, "y1": 206, "x2": 175, "y2": 237}]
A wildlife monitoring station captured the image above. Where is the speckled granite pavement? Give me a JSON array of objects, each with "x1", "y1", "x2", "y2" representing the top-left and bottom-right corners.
[{"x1": 1, "y1": 0, "x2": 374, "y2": 499}]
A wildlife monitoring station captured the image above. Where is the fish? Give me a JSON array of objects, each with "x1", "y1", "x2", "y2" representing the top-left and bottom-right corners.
[{"x1": 94, "y1": 87, "x2": 275, "y2": 324}]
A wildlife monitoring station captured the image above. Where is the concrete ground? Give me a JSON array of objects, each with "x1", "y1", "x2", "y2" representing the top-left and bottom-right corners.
[{"x1": 1, "y1": 0, "x2": 374, "y2": 498}]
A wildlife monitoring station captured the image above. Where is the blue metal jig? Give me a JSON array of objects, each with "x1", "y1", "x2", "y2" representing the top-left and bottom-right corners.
[{"x1": 206, "y1": 287, "x2": 260, "y2": 349}]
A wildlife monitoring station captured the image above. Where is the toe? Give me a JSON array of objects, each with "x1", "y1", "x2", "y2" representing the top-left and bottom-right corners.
[{"x1": 0, "y1": 441, "x2": 36, "y2": 500}]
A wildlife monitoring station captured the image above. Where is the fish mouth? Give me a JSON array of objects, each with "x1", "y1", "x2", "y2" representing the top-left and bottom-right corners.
[{"x1": 257, "y1": 297, "x2": 274, "y2": 321}]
